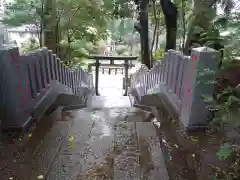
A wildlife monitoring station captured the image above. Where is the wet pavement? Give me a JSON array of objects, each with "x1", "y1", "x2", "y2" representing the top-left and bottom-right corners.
[{"x1": 0, "y1": 96, "x2": 168, "y2": 180}]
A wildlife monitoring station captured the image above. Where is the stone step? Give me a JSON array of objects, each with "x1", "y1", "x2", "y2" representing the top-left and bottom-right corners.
[
  {"x1": 45, "y1": 109, "x2": 97, "y2": 180},
  {"x1": 29, "y1": 120, "x2": 71, "y2": 179},
  {"x1": 45, "y1": 94, "x2": 86, "y2": 115},
  {"x1": 136, "y1": 122, "x2": 169, "y2": 180},
  {"x1": 0, "y1": 105, "x2": 168, "y2": 180},
  {"x1": 139, "y1": 94, "x2": 162, "y2": 108},
  {"x1": 113, "y1": 121, "x2": 141, "y2": 180},
  {"x1": 88, "y1": 96, "x2": 131, "y2": 108},
  {"x1": 0, "y1": 114, "x2": 71, "y2": 180}
]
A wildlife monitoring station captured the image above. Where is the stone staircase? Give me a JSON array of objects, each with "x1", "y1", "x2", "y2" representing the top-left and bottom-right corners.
[{"x1": 0, "y1": 96, "x2": 169, "y2": 180}]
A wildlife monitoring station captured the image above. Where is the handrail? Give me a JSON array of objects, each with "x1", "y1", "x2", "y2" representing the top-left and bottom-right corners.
[
  {"x1": 130, "y1": 47, "x2": 221, "y2": 129},
  {"x1": 0, "y1": 46, "x2": 93, "y2": 129}
]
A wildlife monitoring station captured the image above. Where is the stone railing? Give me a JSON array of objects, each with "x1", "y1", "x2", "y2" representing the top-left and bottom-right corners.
[
  {"x1": 0, "y1": 47, "x2": 93, "y2": 130},
  {"x1": 130, "y1": 47, "x2": 220, "y2": 129}
]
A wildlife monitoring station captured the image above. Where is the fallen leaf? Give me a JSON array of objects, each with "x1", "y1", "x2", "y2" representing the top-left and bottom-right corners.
[
  {"x1": 68, "y1": 136, "x2": 74, "y2": 142},
  {"x1": 174, "y1": 144, "x2": 179, "y2": 148},
  {"x1": 37, "y1": 175, "x2": 44, "y2": 179},
  {"x1": 188, "y1": 136, "x2": 199, "y2": 143}
]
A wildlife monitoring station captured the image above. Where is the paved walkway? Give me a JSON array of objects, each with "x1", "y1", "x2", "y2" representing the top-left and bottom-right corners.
[{"x1": 0, "y1": 96, "x2": 168, "y2": 180}]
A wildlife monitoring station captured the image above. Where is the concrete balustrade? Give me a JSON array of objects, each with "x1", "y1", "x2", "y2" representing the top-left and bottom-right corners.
[
  {"x1": 0, "y1": 47, "x2": 93, "y2": 130},
  {"x1": 130, "y1": 47, "x2": 220, "y2": 129}
]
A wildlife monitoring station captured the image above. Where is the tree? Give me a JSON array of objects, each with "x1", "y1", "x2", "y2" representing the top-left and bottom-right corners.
[
  {"x1": 20, "y1": 37, "x2": 40, "y2": 54},
  {"x1": 44, "y1": 0, "x2": 57, "y2": 54},
  {"x1": 160, "y1": 0, "x2": 178, "y2": 51},
  {"x1": 181, "y1": 0, "x2": 235, "y2": 54},
  {"x1": 3, "y1": 0, "x2": 113, "y2": 66},
  {"x1": 139, "y1": 0, "x2": 151, "y2": 68},
  {"x1": 2, "y1": 0, "x2": 45, "y2": 46},
  {"x1": 112, "y1": 0, "x2": 151, "y2": 68},
  {"x1": 149, "y1": 0, "x2": 165, "y2": 57}
]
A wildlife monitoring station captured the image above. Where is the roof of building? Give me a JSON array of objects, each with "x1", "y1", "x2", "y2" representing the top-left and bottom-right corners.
[{"x1": 7, "y1": 24, "x2": 38, "y2": 33}]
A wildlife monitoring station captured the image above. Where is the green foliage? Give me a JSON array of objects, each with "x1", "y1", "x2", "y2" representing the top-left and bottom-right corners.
[
  {"x1": 201, "y1": 84, "x2": 240, "y2": 129},
  {"x1": 2, "y1": 0, "x2": 43, "y2": 26},
  {"x1": 108, "y1": 18, "x2": 135, "y2": 44},
  {"x1": 212, "y1": 142, "x2": 240, "y2": 180},
  {"x1": 216, "y1": 142, "x2": 233, "y2": 160},
  {"x1": 3, "y1": 0, "x2": 119, "y2": 66},
  {"x1": 20, "y1": 37, "x2": 40, "y2": 54},
  {"x1": 214, "y1": 87, "x2": 240, "y2": 127},
  {"x1": 115, "y1": 45, "x2": 128, "y2": 55},
  {"x1": 152, "y1": 48, "x2": 164, "y2": 61},
  {"x1": 112, "y1": 0, "x2": 135, "y2": 18}
]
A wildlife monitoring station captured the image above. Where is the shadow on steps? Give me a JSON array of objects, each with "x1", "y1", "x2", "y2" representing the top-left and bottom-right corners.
[
  {"x1": 45, "y1": 94, "x2": 87, "y2": 115},
  {"x1": 0, "y1": 108, "x2": 70, "y2": 179}
]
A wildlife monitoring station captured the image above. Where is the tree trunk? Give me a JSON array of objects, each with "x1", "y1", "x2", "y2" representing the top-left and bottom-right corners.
[
  {"x1": 140, "y1": 0, "x2": 151, "y2": 68},
  {"x1": 160, "y1": 0, "x2": 178, "y2": 52},
  {"x1": 155, "y1": 22, "x2": 160, "y2": 51},
  {"x1": 151, "y1": 22, "x2": 157, "y2": 59},
  {"x1": 67, "y1": 30, "x2": 71, "y2": 62},
  {"x1": 150, "y1": 0, "x2": 157, "y2": 60},
  {"x1": 181, "y1": 0, "x2": 186, "y2": 51},
  {"x1": 183, "y1": 0, "x2": 217, "y2": 54},
  {"x1": 55, "y1": 19, "x2": 60, "y2": 57},
  {"x1": 44, "y1": 0, "x2": 57, "y2": 54}
]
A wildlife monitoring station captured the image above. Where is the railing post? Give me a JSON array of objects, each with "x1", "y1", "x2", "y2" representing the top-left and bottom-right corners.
[
  {"x1": 95, "y1": 60, "x2": 100, "y2": 95},
  {"x1": 37, "y1": 50, "x2": 48, "y2": 88},
  {"x1": 72, "y1": 71, "x2": 76, "y2": 94},
  {"x1": 65, "y1": 67, "x2": 69, "y2": 87},
  {"x1": 167, "y1": 50, "x2": 174, "y2": 91},
  {"x1": 124, "y1": 59, "x2": 129, "y2": 96},
  {"x1": 162, "y1": 53, "x2": 168, "y2": 84},
  {"x1": 88, "y1": 64, "x2": 92, "y2": 73},
  {"x1": 177, "y1": 56, "x2": 187, "y2": 102},
  {"x1": 26, "y1": 55, "x2": 37, "y2": 99},
  {"x1": 143, "y1": 70, "x2": 147, "y2": 95},
  {"x1": 180, "y1": 47, "x2": 220, "y2": 129},
  {"x1": 63, "y1": 65, "x2": 67, "y2": 85},
  {"x1": 48, "y1": 50, "x2": 54, "y2": 80},
  {"x1": 53, "y1": 54, "x2": 58, "y2": 80},
  {"x1": 157, "y1": 61, "x2": 162, "y2": 84},
  {"x1": 171, "y1": 52, "x2": 181, "y2": 94},
  {"x1": 44, "y1": 49, "x2": 51, "y2": 85},
  {"x1": 57, "y1": 58, "x2": 62, "y2": 82}
]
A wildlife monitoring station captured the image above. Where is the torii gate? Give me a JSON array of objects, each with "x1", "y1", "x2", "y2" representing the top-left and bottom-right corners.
[{"x1": 87, "y1": 55, "x2": 138, "y2": 96}]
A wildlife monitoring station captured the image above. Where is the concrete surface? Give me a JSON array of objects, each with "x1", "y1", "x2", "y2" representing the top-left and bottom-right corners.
[{"x1": 0, "y1": 96, "x2": 169, "y2": 180}]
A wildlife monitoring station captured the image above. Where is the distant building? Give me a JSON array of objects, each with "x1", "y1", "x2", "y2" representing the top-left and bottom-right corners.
[
  {"x1": 0, "y1": 0, "x2": 39, "y2": 47},
  {"x1": 0, "y1": 0, "x2": 5, "y2": 15},
  {"x1": 0, "y1": 0, "x2": 8, "y2": 47},
  {"x1": 7, "y1": 24, "x2": 39, "y2": 47}
]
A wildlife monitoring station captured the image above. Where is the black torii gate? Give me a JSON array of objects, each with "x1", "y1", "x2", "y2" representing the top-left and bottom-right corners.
[{"x1": 87, "y1": 55, "x2": 138, "y2": 96}]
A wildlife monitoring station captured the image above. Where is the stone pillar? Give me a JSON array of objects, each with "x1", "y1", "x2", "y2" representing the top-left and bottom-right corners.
[
  {"x1": 124, "y1": 60, "x2": 129, "y2": 96},
  {"x1": 180, "y1": 47, "x2": 220, "y2": 129},
  {"x1": 0, "y1": 47, "x2": 32, "y2": 128},
  {"x1": 95, "y1": 60, "x2": 100, "y2": 95}
]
